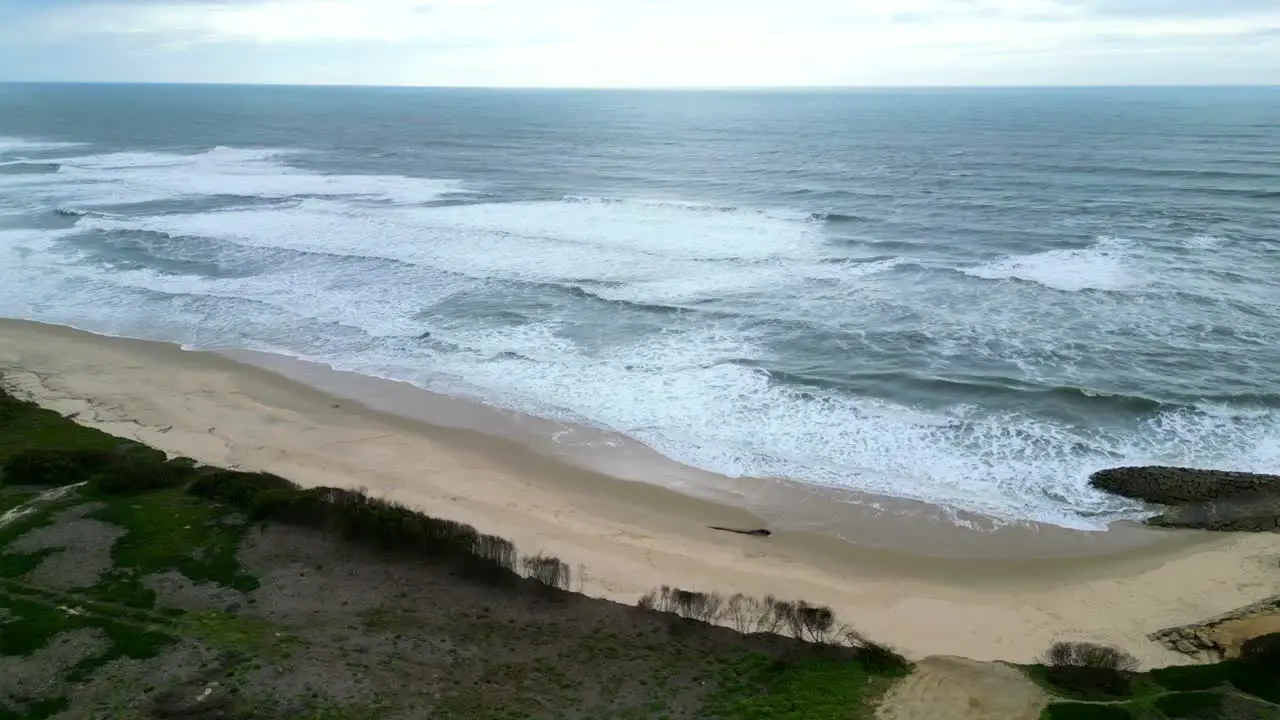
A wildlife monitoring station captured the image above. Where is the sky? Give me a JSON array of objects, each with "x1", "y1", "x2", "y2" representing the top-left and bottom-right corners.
[{"x1": 1, "y1": 0, "x2": 1278, "y2": 87}]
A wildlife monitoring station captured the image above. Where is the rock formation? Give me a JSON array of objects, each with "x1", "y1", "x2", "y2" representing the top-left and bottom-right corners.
[
  {"x1": 1088, "y1": 466, "x2": 1280, "y2": 532},
  {"x1": 1149, "y1": 595, "x2": 1280, "y2": 659},
  {"x1": 1146, "y1": 495, "x2": 1280, "y2": 533},
  {"x1": 1089, "y1": 466, "x2": 1280, "y2": 505}
]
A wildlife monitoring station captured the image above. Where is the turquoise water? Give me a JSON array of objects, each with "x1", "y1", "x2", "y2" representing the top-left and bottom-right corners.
[{"x1": 1, "y1": 84, "x2": 1278, "y2": 528}]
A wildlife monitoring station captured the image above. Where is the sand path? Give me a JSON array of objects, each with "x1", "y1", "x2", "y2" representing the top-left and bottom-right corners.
[{"x1": 875, "y1": 656, "x2": 1048, "y2": 720}]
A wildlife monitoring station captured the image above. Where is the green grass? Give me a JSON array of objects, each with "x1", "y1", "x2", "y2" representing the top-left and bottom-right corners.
[
  {"x1": 0, "y1": 392, "x2": 125, "y2": 468},
  {"x1": 0, "y1": 549, "x2": 56, "y2": 579},
  {"x1": 0, "y1": 489, "x2": 35, "y2": 514},
  {"x1": 0, "y1": 587, "x2": 174, "y2": 714},
  {"x1": 0, "y1": 589, "x2": 172, "y2": 659},
  {"x1": 0, "y1": 590, "x2": 81, "y2": 656},
  {"x1": 1224, "y1": 662, "x2": 1280, "y2": 705},
  {"x1": 10, "y1": 376, "x2": 1278, "y2": 720},
  {"x1": 176, "y1": 610, "x2": 296, "y2": 659},
  {"x1": 0, "y1": 490, "x2": 69, "y2": 550},
  {"x1": 1041, "y1": 702, "x2": 1133, "y2": 720},
  {"x1": 0, "y1": 696, "x2": 69, "y2": 720},
  {"x1": 87, "y1": 486, "x2": 259, "y2": 595},
  {"x1": 0, "y1": 485, "x2": 261, "y2": 612},
  {"x1": 1148, "y1": 663, "x2": 1236, "y2": 693},
  {"x1": 1022, "y1": 664, "x2": 1164, "y2": 703},
  {"x1": 1027, "y1": 657, "x2": 1280, "y2": 720},
  {"x1": 1152, "y1": 691, "x2": 1225, "y2": 718},
  {"x1": 703, "y1": 652, "x2": 903, "y2": 719}
]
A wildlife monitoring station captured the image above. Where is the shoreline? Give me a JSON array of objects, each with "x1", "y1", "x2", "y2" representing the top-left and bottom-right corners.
[
  {"x1": 220, "y1": 345, "x2": 1160, "y2": 560},
  {"x1": 2, "y1": 316, "x2": 1279, "y2": 665}
]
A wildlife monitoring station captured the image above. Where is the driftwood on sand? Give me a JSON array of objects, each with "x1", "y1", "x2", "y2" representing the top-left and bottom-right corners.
[{"x1": 707, "y1": 526, "x2": 772, "y2": 537}]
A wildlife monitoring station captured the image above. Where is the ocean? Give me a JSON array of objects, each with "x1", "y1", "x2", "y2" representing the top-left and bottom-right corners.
[{"x1": 1, "y1": 83, "x2": 1277, "y2": 530}]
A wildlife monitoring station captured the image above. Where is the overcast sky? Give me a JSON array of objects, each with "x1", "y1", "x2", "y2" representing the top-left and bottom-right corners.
[{"x1": 2, "y1": 0, "x2": 1278, "y2": 87}]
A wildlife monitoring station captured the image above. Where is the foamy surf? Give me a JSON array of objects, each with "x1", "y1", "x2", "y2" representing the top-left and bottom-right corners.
[
  {"x1": 1, "y1": 121, "x2": 1278, "y2": 531},
  {"x1": 962, "y1": 236, "x2": 1145, "y2": 292}
]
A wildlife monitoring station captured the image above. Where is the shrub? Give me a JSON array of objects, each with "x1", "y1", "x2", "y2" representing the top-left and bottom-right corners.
[
  {"x1": 521, "y1": 554, "x2": 571, "y2": 590},
  {"x1": 0, "y1": 386, "x2": 29, "y2": 425},
  {"x1": 672, "y1": 589, "x2": 724, "y2": 622},
  {"x1": 1150, "y1": 662, "x2": 1234, "y2": 692},
  {"x1": 1043, "y1": 665, "x2": 1131, "y2": 698},
  {"x1": 637, "y1": 587, "x2": 730, "y2": 623},
  {"x1": 456, "y1": 534, "x2": 519, "y2": 583},
  {"x1": 753, "y1": 595, "x2": 785, "y2": 634},
  {"x1": 1239, "y1": 632, "x2": 1280, "y2": 668},
  {"x1": 190, "y1": 476, "x2": 522, "y2": 583},
  {"x1": 772, "y1": 599, "x2": 797, "y2": 636},
  {"x1": 1153, "y1": 691, "x2": 1224, "y2": 718},
  {"x1": 724, "y1": 593, "x2": 752, "y2": 633},
  {"x1": 632, "y1": 585, "x2": 908, "y2": 673},
  {"x1": 90, "y1": 456, "x2": 196, "y2": 495},
  {"x1": 1042, "y1": 641, "x2": 1139, "y2": 672},
  {"x1": 3, "y1": 448, "x2": 112, "y2": 486},
  {"x1": 836, "y1": 626, "x2": 910, "y2": 674},
  {"x1": 472, "y1": 534, "x2": 518, "y2": 573},
  {"x1": 858, "y1": 641, "x2": 910, "y2": 675},
  {"x1": 187, "y1": 469, "x2": 297, "y2": 506},
  {"x1": 2, "y1": 444, "x2": 194, "y2": 494},
  {"x1": 246, "y1": 487, "x2": 326, "y2": 522},
  {"x1": 641, "y1": 586, "x2": 681, "y2": 614},
  {"x1": 1228, "y1": 649, "x2": 1280, "y2": 704},
  {"x1": 1040, "y1": 641, "x2": 1138, "y2": 698},
  {"x1": 796, "y1": 602, "x2": 836, "y2": 644}
]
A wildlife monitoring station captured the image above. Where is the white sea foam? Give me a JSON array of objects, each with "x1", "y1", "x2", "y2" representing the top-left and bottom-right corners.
[
  {"x1": 374, "y1": 321, "x2": 1280, "y2": 529},
  {"x1": 962, "y1": 236, "x2": 1145, "y2": 292},
  {"x1": 12, "y1": 227, "x2": 1276, "y2": 530},
  {"x1": 3, "y1": 140, "x2": 1278, "y2": 530},
  {"x1": 6, "y1": 147, "x2": 463, "y2": 208},
  {"x1": 1184, "y1": 234, "x2": 1227, "y2": 250},
  {"x1": 0, "y1": 137, "x2": 85, "y2": 156},
  {"x1": 74, "y1": 196, "x2": 860, "y2": 306}
]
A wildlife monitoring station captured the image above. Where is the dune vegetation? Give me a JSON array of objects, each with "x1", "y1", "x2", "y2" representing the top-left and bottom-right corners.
[{"x1": 1, "y1": 375, "x2": 1277, "y2": 719}]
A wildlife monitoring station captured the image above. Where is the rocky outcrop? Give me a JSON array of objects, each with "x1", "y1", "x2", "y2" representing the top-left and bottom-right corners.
[
  {"x1": 1149, "y1": 596, "x2": 1280, "y2": 660},
  {"x1": 1089, "y1": 466, "x2": 1280, "y2": 505},
  {"x1": 1088, "y1": 466, "x2": 1280, "y2": 532},
  {"x1": 1146, "y1": 495, "x2": 1280, "y2": 533}
]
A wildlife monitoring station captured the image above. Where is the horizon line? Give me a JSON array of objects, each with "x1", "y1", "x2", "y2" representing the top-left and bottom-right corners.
[{"x1": 2, "y1": 80, "x2": 1278, "y2": 92}]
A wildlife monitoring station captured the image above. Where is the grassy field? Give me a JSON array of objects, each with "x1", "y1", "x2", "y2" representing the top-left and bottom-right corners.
[
  {"x1": 1029, "y1": 658, "x2": 1280, "y2": 719},
  {"x1": 1, "y1": 377, "x2": 1277, "y2": 720}
]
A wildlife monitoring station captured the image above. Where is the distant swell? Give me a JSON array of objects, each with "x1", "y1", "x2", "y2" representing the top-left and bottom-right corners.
[
  {"x1": 0, "y1": 162, "x2": 61, "y2": 175},
  {"x1": 757, "y1": 368, "x2": 1280, "y2": 417},
  {"x1": 807, "y1": 211, "x2": 869, "y2": 224},
  {"x1": 561, "y1": 195, "x2": 741, "y2": 214}
]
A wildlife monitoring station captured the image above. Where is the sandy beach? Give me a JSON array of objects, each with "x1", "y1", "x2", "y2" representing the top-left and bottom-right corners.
[{"x1": 1, "y1": 317, "x2": 1277, "y2": 667}]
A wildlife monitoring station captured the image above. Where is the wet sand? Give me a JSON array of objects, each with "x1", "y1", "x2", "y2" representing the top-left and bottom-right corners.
[{"x1": 3, "y1": 317, "x2": 1278, "y2": 666}]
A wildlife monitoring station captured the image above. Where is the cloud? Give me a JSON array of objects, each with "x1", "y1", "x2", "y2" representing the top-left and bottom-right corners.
[
  {"x1": 2, "y1": 0, "x2": 1278, "y2": 85},
  {"x1": 1069, "y1": 0, "x2": 1280, "y2": 18},
  {"x1": 25, "y1": 0, "x2": 1280, "y2": 44}
]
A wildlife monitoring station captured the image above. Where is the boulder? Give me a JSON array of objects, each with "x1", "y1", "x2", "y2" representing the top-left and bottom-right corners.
[
  {"x1": 1146, "y1": 495, "x2": 1280, "y2": 533},
  {"x1": 1088, "y1": 466, "x2": 1280, "y2": 505},
  {"x1": 1146, "y1": 489, "x2": 1280, "y2": 530}
]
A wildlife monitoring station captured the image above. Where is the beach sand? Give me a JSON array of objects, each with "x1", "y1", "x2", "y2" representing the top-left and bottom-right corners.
[{"x1": 2, "y1": 318, "x2": 1277, "y2": 667}]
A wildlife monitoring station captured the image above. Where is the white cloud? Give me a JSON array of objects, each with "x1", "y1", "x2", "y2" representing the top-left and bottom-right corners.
[{"x1": 10, "y1": 0, "x2": 1280, "y2": 85}]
